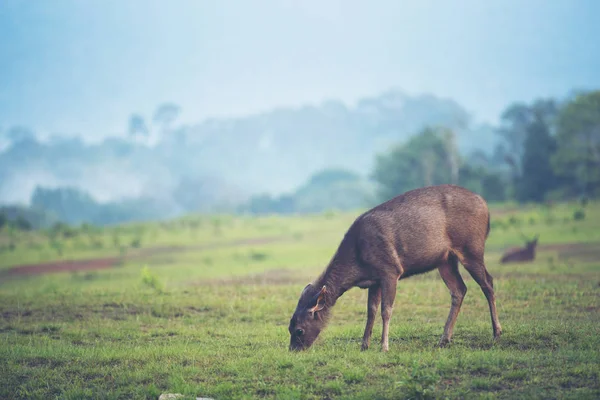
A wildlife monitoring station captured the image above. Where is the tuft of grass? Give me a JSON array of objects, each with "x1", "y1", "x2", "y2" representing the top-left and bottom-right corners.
[
  {"x1": 396, "y1": 362, "x2": 440, "y2": 400},
  {"x1": 140, "y1": 265, "x2": 164, "y2": 293}
]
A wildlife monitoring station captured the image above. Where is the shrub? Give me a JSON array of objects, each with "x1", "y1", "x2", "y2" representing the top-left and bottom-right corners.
[
  {"x1": 508, "y1": 215, "x2": 521, "y2": 226},
  {"x1": 573, "y1": 209, "x2": 586, "y2": 221},
  {"x1": 323, "y1": 209, "x2": 337, "y2": 219},
  {"x1": 140, "y1": 266, "x2": 163, "y2": 293},
  {"x1": 112, "y1": 234, "x2": 120, "y2": 248},
  {"x1": 249, "y1": 251, "x2": 268, "y2": 261},
  {"x1": 50, "y1": 240, "x2": 63, "y2": 256},
  {"x1": 14, "y1": 216, "x2": 33, "y2": 231}
]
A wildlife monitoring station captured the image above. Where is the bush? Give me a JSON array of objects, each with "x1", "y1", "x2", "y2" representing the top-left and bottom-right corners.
[
  {"x1": 573, "y1": 209, "x2": 586, "y2": 221},
  {"x1": 490, "y1": 219, "x2": 507, "y2": 231},
  {"x1": 49, "y1": 240, "x2": 63, "y2": 256},
  {"x1": 14, "y1": 216, "x2": 33, "y2": 231},
  {"x1": 140, "y1": 266, "x2": 163, "y2": 293},
  {"x1": 249, "y1": 251, "x2": 268, "y2": 261},
  {"x1": 508, "y1": 215, "x2": 521, "y2": 226},
  {"x1": 323, "y1": 209, "x2": 337, "y2": 219},
  {"x1": 112, "y1": 234, "x2": 120, "y2": 248}
]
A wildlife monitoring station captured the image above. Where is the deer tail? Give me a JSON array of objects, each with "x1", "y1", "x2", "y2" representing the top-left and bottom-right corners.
[{"x1": 486, "y1": 210, "x2": 491, "y2": 239}]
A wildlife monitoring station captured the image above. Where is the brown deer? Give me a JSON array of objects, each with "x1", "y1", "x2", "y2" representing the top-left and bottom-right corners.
[
  {"x1": 288, "y1": 184, "x2": 501, "y2": 352},
  {"x1": 499, "y1": 233, "x2": 539, "y2": 264}
]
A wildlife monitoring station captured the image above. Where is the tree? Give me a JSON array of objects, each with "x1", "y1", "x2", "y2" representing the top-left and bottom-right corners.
[
  {"x1": 293, "y1": 168, "x2": 372, "y2": 213},
  {"x1": 373, "y1": 126, "x2": 509, "y2": 203},
  {"x1": 6, "y1": 126, "x2": 35, "y2": 143},
  {"x1": 14, "y1": 216, "x2": 33, "y2": 231},
  {"x1": 153, "y1": 103, "x2": 181, "y2": 131},
  {"x1": 454, "y1": 162, "x2": 508, "y2": 203},
  {"x1": 371, "y1": 127, "x2": 458, "y2": 201},
  {"x1": 496, "y1": 103, "x2": 531, "y2": 178},
  {"x1": 31, "y1": 186, "x2": 99, "y2": 225},
  {"x1": 441, "y1": 128, "x2": 459, "y2": 184},
  {"x1": 496, "y1": 99, "x2": 562, "y2": 202},
  {"x1": 242, "y1": 193, "x2": 296, "y2": 215},
  {"x1": 128, "y1": 114, "x2": 149, "y2": 138},
  {"x1": 515, "y1": 100, "x2": 560, "y2": 202},
  {"x1": 552, "y1": 91, "x2": 600, "y2": 197}
]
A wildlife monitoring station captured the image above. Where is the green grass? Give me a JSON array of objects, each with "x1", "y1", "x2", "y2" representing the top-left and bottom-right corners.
[{"x1": 1, "y1": 202, "x2": 599, "y2": 399}]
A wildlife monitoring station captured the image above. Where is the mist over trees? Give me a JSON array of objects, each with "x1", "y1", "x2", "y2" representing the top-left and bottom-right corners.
[
  {"x1": 552, "y1": 91, "x2": 600, "y2": 197},
  {"x1": 240, "y1": 168, "x2": 374, "y2": 215},
  {"x1": 371, "y1": 90, "x2": 600, "y2": 206},
  {"x1": 1, "y1": 88, "x2": 598, "y2": 227}
]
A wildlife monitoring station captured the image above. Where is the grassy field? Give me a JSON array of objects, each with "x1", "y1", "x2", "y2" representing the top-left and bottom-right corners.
[{"x1": 0, "y1": 201, "x2": 599, "y2": 399}]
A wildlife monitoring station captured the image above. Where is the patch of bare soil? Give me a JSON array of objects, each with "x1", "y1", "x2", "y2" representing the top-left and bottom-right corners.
[
  {"x1": 1, "y1": 236, "x2": 288, "y2": 278},
  {"x1": 2, "y1": 257, "x2": 119, "y2": 277},
  {"x1": 539, "y1": 242, "x2": 600, "y2": 262}
]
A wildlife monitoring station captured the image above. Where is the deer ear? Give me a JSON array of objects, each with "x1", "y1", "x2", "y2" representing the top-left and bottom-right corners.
[
  {"x1": 300, "y1": 283, "x2": 312, "y2": 297},
  {"x1": 308, "y1": 285, "x2": 327, "y2": 313}
]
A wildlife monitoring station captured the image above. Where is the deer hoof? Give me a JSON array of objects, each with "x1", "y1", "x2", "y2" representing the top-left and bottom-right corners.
[
  {"x1": 361, "y1": 343, "x2": 369, "y2": 351},
  {"x1": 438, "y1": 337, "x2": 451, "y2": 348},
  {"x1": 494, "y1": 327, "x2": 503, "y2": 340}
]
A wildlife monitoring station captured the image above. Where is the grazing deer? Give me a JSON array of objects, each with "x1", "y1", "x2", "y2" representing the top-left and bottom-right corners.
[
  {"x1": 499, "y1": 233, "x2": 539, "y2": 264},
  {"x1": 288, "y1": 184, "x2": 501, "y2": 352}
]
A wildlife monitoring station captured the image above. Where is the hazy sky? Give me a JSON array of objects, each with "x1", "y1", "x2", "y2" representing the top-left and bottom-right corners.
[{"x1": 1, "y1": 0, "x2": 599, "y2": 140}]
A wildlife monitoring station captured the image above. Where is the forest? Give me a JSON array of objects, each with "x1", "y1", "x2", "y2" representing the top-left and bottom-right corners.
[{"x1": 1, "y1": 89, "x2": 598, "y2": 229}]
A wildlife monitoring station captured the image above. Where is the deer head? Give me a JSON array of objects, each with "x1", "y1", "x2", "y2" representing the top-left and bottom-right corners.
[
  {"x1": 526, "y1": 234, "x2": 539, "y2": 249},
  {"x1": 288, "y1": 284, "x2": 328, "y2": 351},
  {"x1": 517, "y1": 228, "x2": 539, "y2": 249}
]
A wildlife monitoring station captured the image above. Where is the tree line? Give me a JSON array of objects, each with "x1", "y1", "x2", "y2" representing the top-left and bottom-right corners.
[
  {"x1": 1, "y1": 90, "x2": 598, "y2": 227},
  {"x1": 371, "y1": 90, "x2": 600, "y2": 205}
]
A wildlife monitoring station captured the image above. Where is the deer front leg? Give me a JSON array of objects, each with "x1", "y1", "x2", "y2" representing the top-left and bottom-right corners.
[
  {"x1": 361, "y1": 285, "x2": 381, "y2": 351},
  {"x1": 380, "y1": 278, "x2": 398, "y2": 352}
]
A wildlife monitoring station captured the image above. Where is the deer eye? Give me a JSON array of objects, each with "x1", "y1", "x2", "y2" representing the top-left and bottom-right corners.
[{"x1": 295, "y1": 328, "x2": 304, "y2": 336}]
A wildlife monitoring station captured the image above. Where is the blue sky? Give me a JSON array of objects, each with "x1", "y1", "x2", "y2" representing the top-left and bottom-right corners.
[{"x1": 0, "y1": 0, "x2": 599, "y2": 140}]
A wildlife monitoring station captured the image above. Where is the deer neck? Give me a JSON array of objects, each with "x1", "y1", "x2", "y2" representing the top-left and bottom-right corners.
[{"x1": 315, "y1": 257, "x2": 358, "y2": 308}]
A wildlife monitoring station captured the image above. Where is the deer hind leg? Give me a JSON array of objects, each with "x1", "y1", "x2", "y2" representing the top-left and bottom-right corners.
[
  {"x1": 361, "y1": 284, "x2": 381, "y2": 351},
  {"x1": 438, "y1": 254, "x2": 467, "y2": 347},
  {"x1": 380, "y1": 277, "x2": 398, "y2": 352},
  {"x1": 460, "y1": 252, "x2": 502, "y2": 340}
]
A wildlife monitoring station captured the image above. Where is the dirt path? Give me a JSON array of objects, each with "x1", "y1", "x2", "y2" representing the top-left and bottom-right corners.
[
  {"x1": 2, "y1": 258, "x2": 120, "y2": 276},
  {"x1": 3, "y1": 237, "x2": 596, "y2": 278},
  {"x1": 1, "y1": 236, "x2": 287, "y2": 278}
]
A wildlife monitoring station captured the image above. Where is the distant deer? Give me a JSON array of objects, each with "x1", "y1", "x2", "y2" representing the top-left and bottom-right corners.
[
  {"x1": 288, "y1": 184, "x2": 501, "y2": 352},
  {"x1": 499, "y1": 233, "x2": 539, "y2": 264}
]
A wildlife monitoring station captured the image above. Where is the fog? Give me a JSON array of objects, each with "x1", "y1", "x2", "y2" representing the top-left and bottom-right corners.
[{"x1": 1, "y1": 0, "x2": 599, "y2": 224}]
